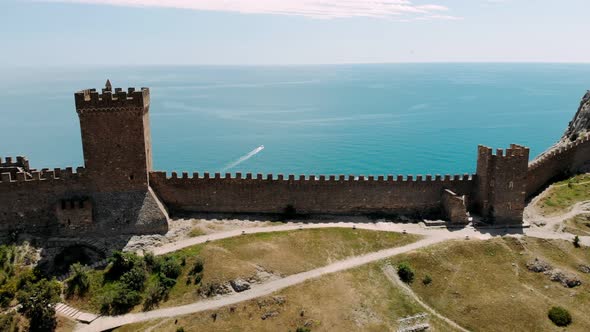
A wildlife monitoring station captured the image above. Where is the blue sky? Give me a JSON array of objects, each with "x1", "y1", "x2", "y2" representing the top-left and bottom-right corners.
[{"x1": 2, "y1": 0, "x2": 590, "y2": 65}]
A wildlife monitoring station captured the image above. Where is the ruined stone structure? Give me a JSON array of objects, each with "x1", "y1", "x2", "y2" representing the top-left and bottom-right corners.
[{"x1": 1, "y1": 82, "x2": 590, "y2": 239}]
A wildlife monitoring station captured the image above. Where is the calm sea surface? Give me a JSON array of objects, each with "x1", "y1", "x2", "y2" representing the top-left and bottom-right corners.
[{"x1": 1, "y1": 64, "x2": 589, "y2": 176}]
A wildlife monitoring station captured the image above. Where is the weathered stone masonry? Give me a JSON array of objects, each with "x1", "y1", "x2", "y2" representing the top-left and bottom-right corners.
[
  {"x1": 0, "y1": 83, "x2": 168, "y2": 238},
  {"x1": 1, "y1": 83, "x2": 590, "y2": 239}
]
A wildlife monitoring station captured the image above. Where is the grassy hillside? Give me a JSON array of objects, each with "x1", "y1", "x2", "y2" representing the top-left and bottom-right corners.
[
  {"x1": 66, "y1": 228, "x2": 420, "y2": 313},
  {"x1": 536, "y1": 173, "x2": 590, "y2": 216},
  {"x1": 392, "y1": 237, "x2": 590, "y2": 331},
  {"x1": 108, "y1": 236, "x2": 590, "y2": 332},
  {"x1": 115, "y1": 262, "x2": 460, "y2": 332}
]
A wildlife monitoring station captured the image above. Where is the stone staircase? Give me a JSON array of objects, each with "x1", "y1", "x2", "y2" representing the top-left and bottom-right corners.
[
  {"x1": 55, "y1": 303, "x2": 99, "y2": 323},
  {"x1": 57, "y1": 258, "x2": 109, "y2": 281}
]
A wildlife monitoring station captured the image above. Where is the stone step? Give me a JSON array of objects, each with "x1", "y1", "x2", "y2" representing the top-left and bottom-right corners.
[{"x1": 55, "y1": 302, "x2": 99, "y2": 323}]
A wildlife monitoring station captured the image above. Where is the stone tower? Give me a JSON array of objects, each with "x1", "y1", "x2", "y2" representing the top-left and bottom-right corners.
[
  {"x1": 75, "y1": 81, "x2": 153, "y2": 192},
  {"x1": 473, "y1": 144, "x2": 530, "y2": 225}
]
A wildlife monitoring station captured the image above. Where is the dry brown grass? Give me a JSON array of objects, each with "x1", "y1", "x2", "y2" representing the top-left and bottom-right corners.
[
  {"x1": 164, "y1": 228, "x2": 420, "y2": 308},
  {"x1": 115, "y1": 263, "x2": 460, "y2": 332},
  {"x1": 66, "y1": 228, "x2": 419, "y2": 312},
  {"x1": 563, "y1": 214, "x2": 590, "y2": 236},
  {"x1": 391, "y1": 237, "x2": 590, "y2": 332},
  {"x1": 56, "y1": 316, "x2": 77, "y2": 332}
]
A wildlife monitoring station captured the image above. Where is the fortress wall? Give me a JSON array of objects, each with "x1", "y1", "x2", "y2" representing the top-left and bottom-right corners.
[
  {"x1": 149, "y1": 172, "x2": 475, "y2": 216},
  {"x1": 0, "y1": 168, "x2": 168, "y2": 236},
  {"x1": 527, "y1": 135, "x2": 590, "y2": 197},
  {"x1": 0, "y1": 168, "x2": 88, "y2": 235}
]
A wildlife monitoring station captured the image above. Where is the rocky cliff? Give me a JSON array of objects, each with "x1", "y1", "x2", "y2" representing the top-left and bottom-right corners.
[
  {"x1": 562, "y1": 90, "x2": 590, "y2": 143},
  {"x1": 533, "y1": 90, "x2": 590, "y2": 162}
]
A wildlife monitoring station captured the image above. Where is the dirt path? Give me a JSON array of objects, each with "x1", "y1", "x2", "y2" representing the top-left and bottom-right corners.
[
  {"x1": 382, "y1": 265, "x2": 470, "y2": 332},
  {"x1": 75, "y1": 217, "x2": 590, "y2": 331},
  {"x1": 151, "y1": 221, "x2": 450, "y2": 256},
  {"x1": 77, "y1": 235, "x2": 456, "y2": 332},
  {"x1": 524, "y1": 183, "x2": 590, "y2": 234}
]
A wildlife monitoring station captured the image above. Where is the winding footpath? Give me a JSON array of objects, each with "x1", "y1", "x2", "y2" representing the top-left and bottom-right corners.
[
  {"x1": 74, "y1": 208, "x2": 590, "y2": 331},
  {"x1": 382, "y1": 265, "x2": 470, "y2": 332}
]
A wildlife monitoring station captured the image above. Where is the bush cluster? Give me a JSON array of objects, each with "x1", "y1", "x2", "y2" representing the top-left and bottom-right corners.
[
  {"x1": 65, "y1": 263, "x2": 90, "y2": 298},
  {"x1": 102, "y1": 251, "x2": 187, "y2": 313},
  {"x1": 188, "y1": 258, "x2": 204, "y2": 285},
  {"x1": 17, "y1": 278, "x2": 62, "y2": 332},
  {"x1": 100, "y1": 252, "x2": 147, "y2": 315},
  {"x1": 548, "y1": 306, "x2": 572, "y2": 327},
  {"x1": 397, "y1": 262, "x2": 415, "y2": 284}
]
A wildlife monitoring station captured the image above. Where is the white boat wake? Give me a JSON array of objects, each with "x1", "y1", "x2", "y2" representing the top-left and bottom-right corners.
[{"x1": 222, "y1": 145, "x2": 265, "y2": 172}]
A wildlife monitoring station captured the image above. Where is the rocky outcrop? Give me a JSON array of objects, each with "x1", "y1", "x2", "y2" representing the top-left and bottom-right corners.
[
  {"x1": 531, "y1": 90, "x2": 590, "y2": 163},
  {"x1": 562, "y1": 91, "x2": 590, "y2": 142}
]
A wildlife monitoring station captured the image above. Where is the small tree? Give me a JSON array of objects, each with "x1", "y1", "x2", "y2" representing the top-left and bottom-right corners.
[
  {"x1": 17, "y1": 279, "x2": 61, "y2": 332},
  {"x1": 548, "y1": 306, "x2": 572, "y2": 327},
  {"x1": 160, "y1": 257, "x2": 182, "y2": 279},
  {"x1": 573, "y1": 236, "x2": 581, "y2": 248},
  {"x1": 397, "y1": 263, "x2": 415, "y2": 284},
  {"x1": 422, "y1": 274, "x2": 433, "y2": 285},
  {"x1": 65, "y1": 263, "x2": 90, "y2": 297}
]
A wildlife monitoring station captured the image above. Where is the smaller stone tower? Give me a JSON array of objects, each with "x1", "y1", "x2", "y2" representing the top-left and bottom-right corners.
[
  {"x1": 75, "y1": 81, "x2": 153, "y2": 192},
  {"x1": 473, "y1": 144, "x2": 530, "y2": 225}
]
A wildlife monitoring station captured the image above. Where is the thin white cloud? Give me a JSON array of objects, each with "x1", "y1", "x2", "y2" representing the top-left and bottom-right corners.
[{"x1": 41, "y1": 0, "x2": 461, "y2": 20}]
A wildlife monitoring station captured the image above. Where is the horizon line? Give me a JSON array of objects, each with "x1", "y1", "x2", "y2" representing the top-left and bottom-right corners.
[{"x1": 3, "y1": 61, "x2": 590, "y2": 68}]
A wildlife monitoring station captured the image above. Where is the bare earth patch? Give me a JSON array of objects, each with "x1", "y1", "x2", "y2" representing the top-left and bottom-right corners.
[{"x1": 123, "y1": 218, "x2": 283, "y2": 253}]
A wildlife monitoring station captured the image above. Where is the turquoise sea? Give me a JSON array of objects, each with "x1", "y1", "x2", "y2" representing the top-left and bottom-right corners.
[{"x1": 1, "y1": 64, "x2": 589, "y2": 176}]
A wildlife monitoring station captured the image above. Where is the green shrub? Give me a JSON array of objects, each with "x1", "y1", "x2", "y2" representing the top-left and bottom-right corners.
[
  {"x1": 548, "y1": 306, "x2": 572, "y2": 327},
  {"x1": 106, "y1": 251, "x2": 144, "y2": 280},
  {"x1": 190, "y1": 258, "x2": 204, "y2": 275},
  {"x1": 143, "y1": 282, "x2": 166, "y2": 311},
  {"x1": 397, "y1": 263, "x2": 415, "y2": 284},
  {"x1": 17, "y1": 278, "x2": 61, "y2": 332},
  {"x1": 0, "y1": 280, "x2": 16, "y2": 308},
  {"x1": 296, "y1": 328, "x2": 311, "y2": 332},
  {"x1": 422, "y1": 274, "x2": 432, "y2": 285},
  {"x1": 120, "y1": 266, "x2": 147, "y2": 292},
  {"x1": 176, "y1": 328, "x2": 185, "y2": 332},
  {"x1": 65, "y1": 263, "x2": 90, "y2": 297},
  {"x1": 99, "y1": 283, "x2": 142, "y2": 315},
  {"x1": 143, "y1": 252, "x2": 161, "y2": 272},
  {"x1": 160, "y1": 257, "x2": 182, "y2": 279}
]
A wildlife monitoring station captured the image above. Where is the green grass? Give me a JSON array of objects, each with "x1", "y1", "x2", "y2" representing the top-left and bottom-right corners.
[
  {"x1": 537, "y1": 174, "x2": 590, "y2": 215},
  {"x1": 390, "y1": 237, "x2": 590, "y2": 332},
  {"x1": 66, "y1": 228, "x2": 420, "y2": 312}
]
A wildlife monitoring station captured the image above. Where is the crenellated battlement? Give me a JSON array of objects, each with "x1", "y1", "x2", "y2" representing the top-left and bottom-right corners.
[
  {"x1": 0, "y1": 156, "x2": 29, "y2": 169},
  {"x1": 7, "y1": 82, "x2": 590, "y2": 235},
  {"x1": 150, "y1": 171, "x2": 474, "y2": 183},
  {"x1": 528, "y1": 134, "x2": 590, "y2": 171},
  {"x1": 74, "y1": 87, "x2": 150, "y2": 112},
  {"x1": 0, "y1": 167, "x2": 84, "y2": 185},
  {"x1": 478, "y1": 144, "x2": 529, "y2": 158}
]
